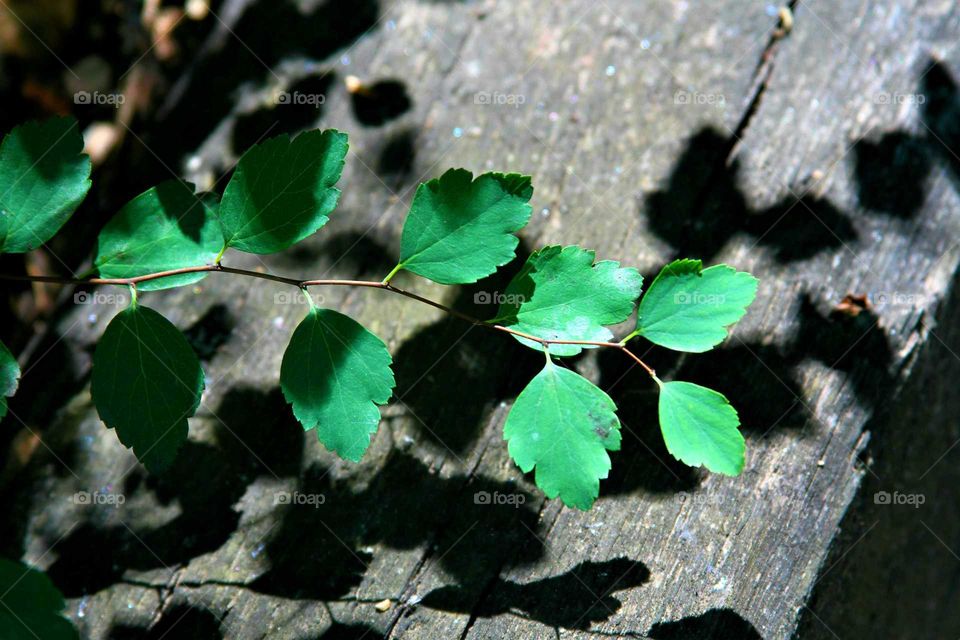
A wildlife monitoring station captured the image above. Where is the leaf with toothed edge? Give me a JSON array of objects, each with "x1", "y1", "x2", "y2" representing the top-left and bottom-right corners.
[
  {"x1": 280, "y1": 307, "x2": 395, "y2": 462},
  {"x1": 393, "y1": 168, "x2": 534, "y2": 284},
  {"x1": 0, "y1": 117, "x2": 91, "y2": 254},
  {"x1": 658, "y1": 380, "x2": 745, "y2": 475},
  {"x1": 91, "y1": 305, "x2": 204, "y2": 472},
  {"x1": 95, "y1": 180, "x2": 222, "y2": 291},
  {"x1": 636, "y1": 259, "x2": 758, "y2": 353},
  {"x1": 504, "y1": 360, "x2": 621, "y2": 510},
  {"x1": 218, "y1": 128, "x2": 348, "y2": 254},
  {"x1": 494, "y1": 245, "x2": 643, "y2": 356}
]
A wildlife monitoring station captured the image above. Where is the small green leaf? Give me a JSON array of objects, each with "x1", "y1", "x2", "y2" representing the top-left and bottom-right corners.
[
  {"x1": 219, "y1": 129, "x2": 348, "y2": 254},
  {"x1": 0, "y1": 339, "x2": 19, "y2": 422},
  {"x1": 0, "y1": 117, "x2": 92, "y2": 253},
  {"x1": 0, "y1": 557, "x2": 78, "y2": 639},
  {"x1": 504, "y1": 361, "x2": 621, "y2": 510},
  {"x1": 92, "y1": 305, "x2": 203, "y2": 472},
  {"x1": 281, "y1": 308, "x2": 395, "y2": 462},
  {"x1": 495, "y1": 245, "x2": 643, "y2": 356},
  {"x1": 95, "y1": 181, "x2": 222, "y2": 291},
  {"x1": 392, "y1": 169, "x2": 533, "y2": 284},
  {"x1": 658, "y1": 381, "x2": 744, "y2": 475},
  {"x1": 636, "y1": 259, "x2": 758, "y2": 353}
]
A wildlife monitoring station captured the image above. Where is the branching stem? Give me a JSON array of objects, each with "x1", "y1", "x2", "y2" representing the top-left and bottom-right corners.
[{"x1": 0, "y1": 263, "x2": 658, "y2": 379}]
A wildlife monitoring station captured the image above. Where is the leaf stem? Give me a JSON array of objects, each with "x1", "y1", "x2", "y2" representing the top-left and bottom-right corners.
[
  {"x1": 381, "y1": 263, "x2": 403, "y2": 284},
  {"x1": 0, "y1": 265, "x2": 660, "y2": 381}
]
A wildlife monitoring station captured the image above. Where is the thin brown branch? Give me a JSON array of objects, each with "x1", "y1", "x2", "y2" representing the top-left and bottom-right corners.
[{"x1": 0, "y1": 264, "x2": 658, "y2": 380}]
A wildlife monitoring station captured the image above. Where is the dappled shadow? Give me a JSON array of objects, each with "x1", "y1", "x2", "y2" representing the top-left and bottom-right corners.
[
  {"x1": 597, "y1": 288, "x2": 895, "y2": 500},
  {"x1": 232, "y1": 74, "x2": 336, "y2": 152},
  {"x1": 350, "y1": 79, "x2": 412, "y2": 127},
  {"x1": 658, "y1": 341, "x2": 809, "y2": 436},
  {"x1": 316, "y1": 622, "x2": 383, "y2": 639},
  {"x1": 643, "y1": 128, "x2": 857, "y2": 263},
  {"x1": 421, "y1": 557, "x2": 650, "y2": 631},
  {"x1": 183, "y1": 304, "x2": 235, "y2": 361},
  {"x1": 109, "y1": 603, "x2": 223, "y2": 639},
  {"x1": 45, "y1": 387, "x2": 302, "y2": 597},
  {"x1": 377, "y1": 128, "x2": 418, "y2": 186},
  {"x1": 647, "y1": 607, "x2": 762, "y2": 639},
  {"x1": 793, "y1": 294, "x2": 895, "y2": 406},
  {"x1": 597, "y1": 348, "x2": 701, "y2": 495},
  {"x1": 392, "y1": 240, "x2": 541, "y2": 454},
  {"x1": 274, "y1": 230, "x2": 396, "y2": 277},
  {"x1": 251, "y1": 451, "x2": 544, "y2": 601},
  {"x1": 854, "y1": 58, "x2": 960, "y2": 217},
  {"x1": 150, "y1": 0, "x2": 380, "y2": 167},
  {"x1": 853, "y1": 131, "x2": 931, "y2": 218}
]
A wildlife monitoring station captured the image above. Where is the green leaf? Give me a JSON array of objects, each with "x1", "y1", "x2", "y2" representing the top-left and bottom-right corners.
[
  {"x1": 95, "y1": 181, "x2": 222, "y2": 291},
  {"x1": 658, "y1": 381, "x2": 744, "y2": 475},
  {"x1": 636, "y1": 259, "x2": 758, "y2": 353},
  {"x1": 504, "y1": 361, "x2": 621, "y2": 510},
  {"x1": 0, "y1": 339, "x2": 19, "y2": 422},
  {"x1": 281, "y1": 308, "x2": 395, "y2": 462},
  {"x1": 218, "y1": 129, "x2": 347, "y2": 254},
  {"x1": 0, "y1": 117, "x2": 92, "y2": 253},
  {"x1": 91, "y1": 305, "x2": 204, "y2": 472},
  {"x1": 392, "y1": 169, "x2": 533, "y2": 284},
  {"x1": 495, "y1": 245, "x2": 643, "y2": 356},
  {"x1": 0, "y1": 558, "x2": 78, "y2": 639}
]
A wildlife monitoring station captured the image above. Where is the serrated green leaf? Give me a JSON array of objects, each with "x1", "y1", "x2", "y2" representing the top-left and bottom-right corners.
[
  {"x1": 0, "y1": 558, "x2": 78, "y2": 640},
  {"x1": 92, "y1": 305, "x2": 203, "y2": 472},
  {"x1": 504, "y1": 361, "x2": 621, "y2": 510},
  {"x1": 218, "y1": 129, "x2": 347, "y2": 254},
  {"x1": 0, "y1": 339, "x2": 19, "y2": 422},
  {"x1": 0, "y1": 117, "x2": 91, "y2": 253},
  {"x1": 495, "y1": 245, "x2": 643, "y2": 356},
  {"x1": 281, "y1": 308, "x2": 395, "y2": 462},
  {"x1": 636, "y1": 259, "x2": 758, "y2": 353},
  {"x1": 658, "y1": 381, "x2": 744, "y2": 475},
  {"x1": 95, "y1": 181, "x2": 222, "y2": 291},
  {"x1": 392, "y1": 169, "x2": 533, "y2": 284}
]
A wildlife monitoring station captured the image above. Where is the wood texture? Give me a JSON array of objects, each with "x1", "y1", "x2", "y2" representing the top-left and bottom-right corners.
[{"x1": 4, "y1": 1, "x2": 960, "y2": 638}]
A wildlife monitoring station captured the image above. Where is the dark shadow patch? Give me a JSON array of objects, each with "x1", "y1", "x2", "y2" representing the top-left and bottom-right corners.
[
  {"x1": 920, "y1": 59, "x2": 960, "y2": 184},
  {"x1": 151, "y1": 0, "x2": 380, "y2": 167},
  {"x1": 45, "y1": 387, "x2": 302, "y2": 597},
  {"x1": 232, "y1": 74, "x2": 335, "y2": 153},
  {"x1": 184, "y1": 304, "x2": 235, "y2": 361},
  {"x1": 853, "y1": 59, "x2": 960, "y2": 217},
  {"x1": 276, "y1": 230, "x2": 395, "y2": 278},
  {"x1": 350, "y1": 79, "x2": 412, "y2": 127},
  {"x1": 793, "y1": 294, "x2": 895, "y2": 407},
  {"x1": 421, "y1": 557, "x2": 650, "y2": 631},
  {"x1": 108, "y1": 603, "x2": 223, "y2": 639},
  {"x1": 643, "y1": 128, "x2": 857, "y2": 263},
  {"x1": 597, "y1": 348, "x2": 701, "y2": 495},
  {"x1": 392, "y1": 240, "x2": 541, "y2": 454},
  {"x1": 316, "y1": 622, "x2": 384, "y2": 639},
  {"x1": 853, "y1": 132, "x2": 931, "y2": 218},
  {"x1": 647, "y1": 607, "x2": 763, "y2": 639},
  {"x1": 668, "y1": 342, "x2": 808, "y2": 436},
  {"x1": 251, "y1": 452, "x2": 544, "y2": 601},
  {"x1": 377, "y1": 128, "x2": 418, "y2": 184}
]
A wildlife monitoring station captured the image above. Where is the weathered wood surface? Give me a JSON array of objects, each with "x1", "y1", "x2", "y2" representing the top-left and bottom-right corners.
[{"x1": 5, "y1": 0, "x2": 960, "y2": 638}]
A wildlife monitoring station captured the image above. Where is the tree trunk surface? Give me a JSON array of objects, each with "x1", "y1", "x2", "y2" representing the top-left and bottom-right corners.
[{"x1": 6, "y1": 1, "x2": 960, "y2": 638}]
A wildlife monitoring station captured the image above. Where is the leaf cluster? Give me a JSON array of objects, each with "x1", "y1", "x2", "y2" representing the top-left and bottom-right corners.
[{"x1": 0, "y1": 119, "x2": 757, "y2": 510}]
